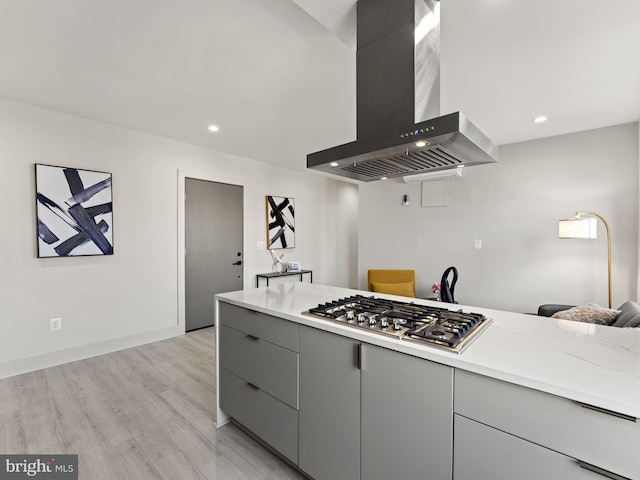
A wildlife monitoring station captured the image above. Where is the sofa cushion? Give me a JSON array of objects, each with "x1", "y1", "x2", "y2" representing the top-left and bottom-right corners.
[
  {"x1": 537, "y1": 304, "x2": 575, "y2": 317},
  {"x1": 370, "y1": 281, "x2": 415, "y2": 297},
  {"x1": 551, "y1": 303, "x2": 621, "y2": 325},
  {"x1": 610, "y1": 301, "x2": 640, "y2": 328}
]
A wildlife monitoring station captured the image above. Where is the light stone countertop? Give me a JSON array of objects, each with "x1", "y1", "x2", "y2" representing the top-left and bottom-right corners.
[{"x1": 215, "y1": 282, "x2": 640, "y2": 418}]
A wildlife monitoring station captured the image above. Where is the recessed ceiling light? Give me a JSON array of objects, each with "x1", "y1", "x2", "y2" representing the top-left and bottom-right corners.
[
  {"x1": 532, "y1": 116, "x2": 547, "y2": 124},
  {"x1": 207, "y1": 124, "x2": 220, "y2": 132},
  {"x1": 381, "y1": 176, "x2": 388, "y2": 180},
  {"x1": 330, "y1": 162, "x2": 339, "y2": 167},
  {"x1": 415, "y1": 141, "x2": 427, "y2": 148}
]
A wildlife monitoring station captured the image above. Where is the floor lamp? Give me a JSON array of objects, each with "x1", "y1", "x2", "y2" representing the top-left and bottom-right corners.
[{"x1": 558, "y1": 212, "x2": 612, "y2": 308}]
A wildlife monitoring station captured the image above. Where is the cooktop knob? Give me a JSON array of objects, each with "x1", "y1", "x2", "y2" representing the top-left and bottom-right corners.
[
  {"x1": 357, "y1": 313, "x2": 366, "y2": 323},
  {"x1": 380, "y1": 317, "x2": 389, "y2": 329},
  {"x1": 393, "y1": 320, "x2": 402, "y2": 331},
  {"x1": 368, "y1": 314, "x2": 378, "y2": 326}
]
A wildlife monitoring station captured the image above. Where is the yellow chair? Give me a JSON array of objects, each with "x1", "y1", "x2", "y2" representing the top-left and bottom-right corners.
[{"x1": 367, "y1": 270, "x2": 416, "y2": 298}]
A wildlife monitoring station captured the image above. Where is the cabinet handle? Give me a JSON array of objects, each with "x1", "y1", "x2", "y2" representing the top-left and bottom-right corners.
[
  {"x1": 577, "y1": 461, "x2": 630, "y2": 480},
  {"x1": 246, "y1": 334, "x2": 260, "y2": 341},
  {"x1": 577, "y1": 402, "x2": 637, "y2": 422},
  {"x1": 356, "y1": 344, "x2": 362, "y2": 370},
  {"x1": 246, "y1": 382, "x2": 260, "y2": 391}
]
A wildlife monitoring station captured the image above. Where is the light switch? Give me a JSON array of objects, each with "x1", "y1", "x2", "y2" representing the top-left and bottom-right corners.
[
  {"x1": 475, "y1": 239, "x2": 482, "y2": 250},
  {"x1": 257, "y1": 241, "x2": 266, "y2": 250}
]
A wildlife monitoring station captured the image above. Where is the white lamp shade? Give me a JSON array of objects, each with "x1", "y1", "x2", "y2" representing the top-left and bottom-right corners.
[{"x1": 558, "y1": 217, "x2": 597, "y2": 239}]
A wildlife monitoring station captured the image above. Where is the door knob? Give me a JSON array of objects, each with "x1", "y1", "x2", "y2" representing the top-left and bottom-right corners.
[{"x1": 232, "y1": 260, "x2": 242, "y2": 266}]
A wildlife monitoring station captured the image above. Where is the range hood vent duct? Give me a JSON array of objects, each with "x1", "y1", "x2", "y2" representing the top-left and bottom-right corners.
[{"x1": 307, "y1": 0, "x2": 498, "y2": 182}]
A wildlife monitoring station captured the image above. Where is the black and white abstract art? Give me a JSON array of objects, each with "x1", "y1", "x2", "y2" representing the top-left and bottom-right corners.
[
  {"x1": 266, "y1": 195, "x2": 295, "y2": 249},
  {"x1": 35, "y1": 164, "x2": 114, "y2": 257}
]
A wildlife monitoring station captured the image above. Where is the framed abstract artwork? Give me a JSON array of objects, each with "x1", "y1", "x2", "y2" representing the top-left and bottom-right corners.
[
  {"x1": 35, "y1": 164, "x2": 114, "y2": 257},
  {"x1": 266, "y1": 195, "x2": 295, "y2": 249}
]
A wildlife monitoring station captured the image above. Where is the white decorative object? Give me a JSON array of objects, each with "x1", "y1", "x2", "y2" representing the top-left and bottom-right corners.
[{"x1": 270, "y1": 249, "x2": 286, "y2": 273}]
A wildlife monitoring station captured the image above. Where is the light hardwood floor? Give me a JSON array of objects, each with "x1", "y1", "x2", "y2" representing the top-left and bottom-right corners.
[{"x1": 0, "y1": 327, "x2": 305, "y2": 480}]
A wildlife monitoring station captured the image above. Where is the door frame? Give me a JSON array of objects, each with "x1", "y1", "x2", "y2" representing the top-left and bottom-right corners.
[{"x1": 177, "y1": 169, "x2": 245, "y2": 334}]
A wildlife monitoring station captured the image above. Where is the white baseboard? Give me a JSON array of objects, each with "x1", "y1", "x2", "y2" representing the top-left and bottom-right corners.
[{"x1": 0, "y1": 325, "x2": 183, "y2": 380}]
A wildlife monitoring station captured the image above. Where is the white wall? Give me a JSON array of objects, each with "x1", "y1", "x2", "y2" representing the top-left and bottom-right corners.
[
  {"x1": 358, "y1": 122, "x2": 639, "y2": 313},
  {"x1": 0, "y1": 98, "x2": 358, "y2": 377}
]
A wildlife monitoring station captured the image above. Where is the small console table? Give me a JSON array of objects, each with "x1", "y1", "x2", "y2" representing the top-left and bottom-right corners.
[{"x1": 256, "y1": 270, "x2": 313, "y2": 288}]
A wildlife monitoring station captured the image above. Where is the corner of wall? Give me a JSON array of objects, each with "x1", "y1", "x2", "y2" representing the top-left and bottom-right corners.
[{"x1": 637, "y1": 121, "x2": 640, "y2": 302}]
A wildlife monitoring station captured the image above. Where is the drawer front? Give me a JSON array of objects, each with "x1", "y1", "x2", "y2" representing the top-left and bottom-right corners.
[
  {"x1": 220, "y1": 325, "x2": 299, "y2": 409},
  {"x1": 220, "y1": 368, "x2": 298, "y2": 464},
  {"x1": 455, "y1": 370, "x2": 638, "y2": 479},
  {"x1": 454, "y1": 415, "x2": 609, "y2": 480},
  {"x1": 219, "y1": 302, "x2": 299, "y2": 352}
]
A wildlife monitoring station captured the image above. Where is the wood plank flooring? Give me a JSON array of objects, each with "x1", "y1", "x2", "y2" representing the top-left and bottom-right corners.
[{"x1": 0, "y1": 327, "x2": 305, "y2": 480}]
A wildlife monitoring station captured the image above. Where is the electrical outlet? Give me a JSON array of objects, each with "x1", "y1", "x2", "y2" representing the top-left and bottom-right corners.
[
  {"x1": 257, "y1": 241, "x2": 266, "y2": 250},
  {"x1": 475, "y1": 239, "x2": 482, "y2": 250},
  {"x1": 50, "y1": 317, "x2": 62, "y2": 331}
]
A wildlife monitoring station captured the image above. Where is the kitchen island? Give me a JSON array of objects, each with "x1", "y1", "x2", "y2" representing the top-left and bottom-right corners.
[{"x1": 215, "y1": 283, "x2": 640, "y2": 480}]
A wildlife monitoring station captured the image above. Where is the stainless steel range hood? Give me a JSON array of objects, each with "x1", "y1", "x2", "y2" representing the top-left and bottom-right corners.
[{"x1": 307, "y1": 0, "x2": 498, "y2": 182}]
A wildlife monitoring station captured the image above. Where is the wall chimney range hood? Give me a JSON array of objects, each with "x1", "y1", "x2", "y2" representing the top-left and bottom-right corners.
[{"x1": 307, "y1": 0, "x2": 498, "y2": 182}]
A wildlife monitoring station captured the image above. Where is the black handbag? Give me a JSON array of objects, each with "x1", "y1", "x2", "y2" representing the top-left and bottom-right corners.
[{"x1": 440, "y1": 266, "x2": 458, "y2": 304}]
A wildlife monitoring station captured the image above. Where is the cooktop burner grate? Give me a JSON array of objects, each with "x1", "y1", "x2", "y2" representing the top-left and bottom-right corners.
[{"x1": 304, "y1": 295, "x2": 491, "y2": 353}]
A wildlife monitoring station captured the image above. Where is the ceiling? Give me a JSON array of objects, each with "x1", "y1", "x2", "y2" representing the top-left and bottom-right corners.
[{"x1": 1, "y1": 0, "x2": 638, "y2": 175}]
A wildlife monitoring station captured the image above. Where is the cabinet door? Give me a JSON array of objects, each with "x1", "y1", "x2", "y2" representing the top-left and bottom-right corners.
[
  {"x1": 454, "y1": 415, "x2": 610, "y2": 480},
  {"x1": 299, "y1": 327, "x2": 361, "y2": 480},
  {"x1": 361, "y1": 344, "x2": 454, "y2": 480},
  {"x1": 455, "y1": 369, "x2": 639, "y2": 479}
]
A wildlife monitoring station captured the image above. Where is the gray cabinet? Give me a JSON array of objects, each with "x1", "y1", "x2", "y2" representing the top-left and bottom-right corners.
[
  {"x1": 299, "y1": 326, "x2": 454, "y2": 480},
  {"x1": 218, "y1": 302, "x2": 300, "y2": 464},
  {"x1": 298, "y1": 326, "x2": 361, "y2": 480},
  {"x1": 220, "y1": 369, "x2": 299, "y2": 462},
  {"x1": 361, "y1": 344, "x2": 453, "y2": 480},
  {"x1": 454, "y1": 370, "x2": 638, "y2": 480},
  {"x1": 220, "y1": 325, "x2": 298, "y2": 409},
  {"x1": 454, "y1": 415, "x2": 605, "y2": 480}
]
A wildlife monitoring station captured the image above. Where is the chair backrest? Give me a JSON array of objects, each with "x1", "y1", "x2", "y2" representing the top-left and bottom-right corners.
[{"x1": 367, "y1": 269, "x2": 416, "y2": 298}]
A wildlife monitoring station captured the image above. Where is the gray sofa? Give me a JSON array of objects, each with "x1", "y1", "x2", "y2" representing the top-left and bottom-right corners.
[{"x1": 538, "y1": 301, "x2": 640, "y2": 328}]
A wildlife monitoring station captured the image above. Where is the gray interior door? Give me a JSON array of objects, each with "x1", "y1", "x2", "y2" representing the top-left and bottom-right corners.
[{"x1": 185, "y1": 178, "x2": 243, "y2": 331}]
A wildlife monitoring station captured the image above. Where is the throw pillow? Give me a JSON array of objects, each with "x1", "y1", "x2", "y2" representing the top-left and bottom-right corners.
[
  {"x1": 370, "y1": 281, "x2": 415, "y2": 298},
  {"x1": 551, "y1": 303, "x2": 621, "y2": 325}
]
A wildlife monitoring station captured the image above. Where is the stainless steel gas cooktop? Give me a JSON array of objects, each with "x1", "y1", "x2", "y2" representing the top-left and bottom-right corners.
[{"x1": 303, "y1": 295, "x2": 491, "y2": 354}]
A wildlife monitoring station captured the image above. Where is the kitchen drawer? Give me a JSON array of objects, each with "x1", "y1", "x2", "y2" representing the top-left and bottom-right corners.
[
  {"x1": 454, "y1": 415, "x2": 613, "y2": 480},
  {"x1": 220, "y1": 325, "x2": 299, "y2": 409},
  {"x1": 219, "y1": 302, "x2": 299, "y2": 352},
  {"x1": 220, "y1": 368, "x2": 298, "y2": 464},
  {"x1": 455, "y1": 370, "x2": 638, "y2": 479}
]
